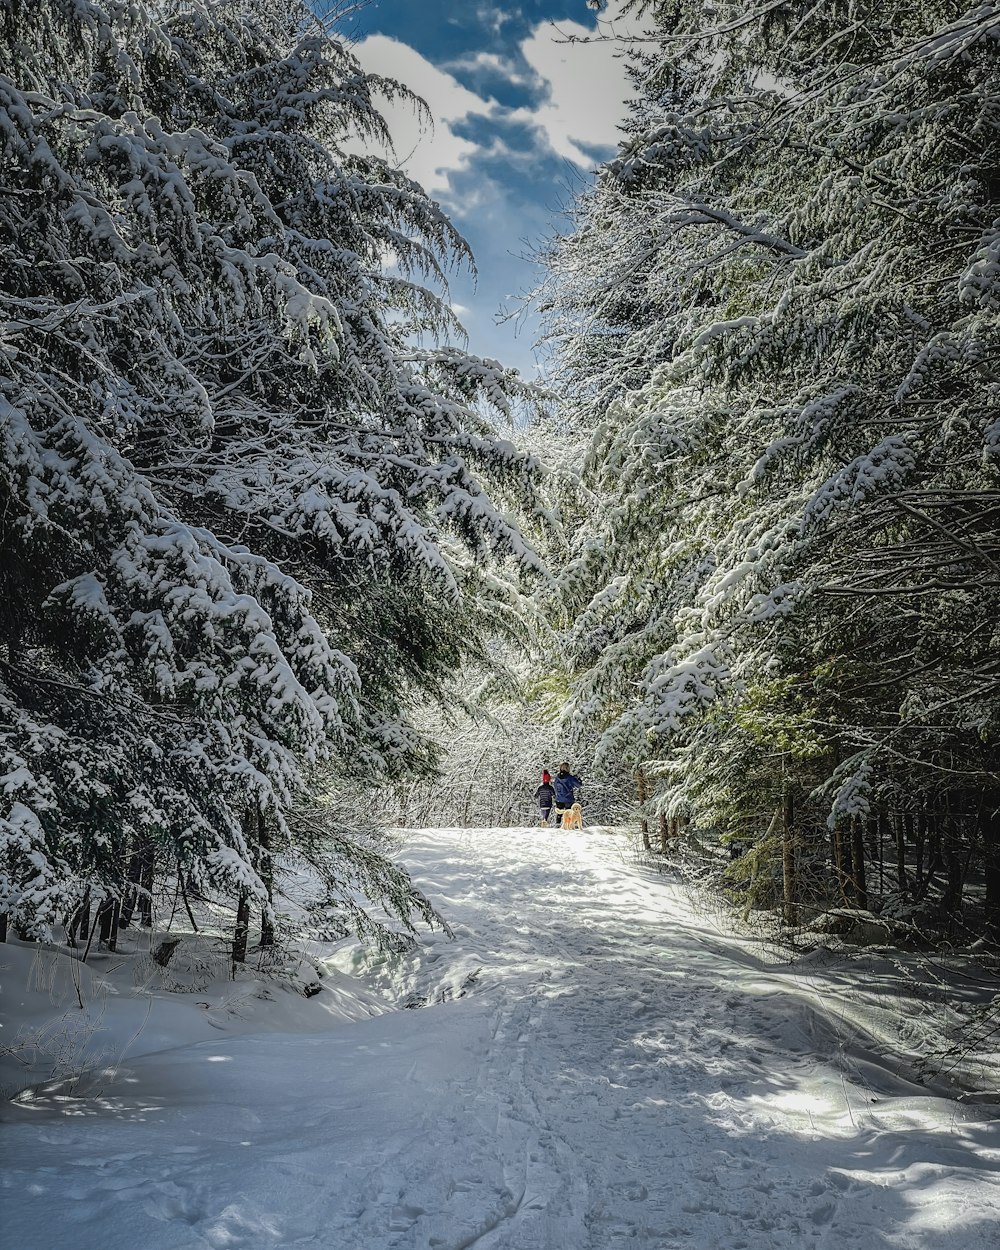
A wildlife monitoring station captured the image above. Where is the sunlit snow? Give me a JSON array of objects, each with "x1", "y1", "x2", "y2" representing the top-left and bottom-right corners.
[{"x1": 4, "y1": 825, "x2": 1000, "y2": 1249}]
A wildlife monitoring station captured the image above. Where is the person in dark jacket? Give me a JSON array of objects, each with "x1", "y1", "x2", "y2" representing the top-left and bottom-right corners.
[
  {"x1": 535, "y1": 770, "x2": 555, "y2": 824},
  {"x1": 553, "y1": 762, "x2": 582, "y2": 821}
]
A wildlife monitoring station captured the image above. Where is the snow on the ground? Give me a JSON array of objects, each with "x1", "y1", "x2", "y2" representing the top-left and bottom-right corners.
[{"x1": 3, "y1": 825, "x2": 1000, "y2": 1250}]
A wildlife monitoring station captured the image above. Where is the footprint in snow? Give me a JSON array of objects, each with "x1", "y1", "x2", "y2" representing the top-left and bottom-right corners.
[{"x1": 144, "y1": 1180, "x2": 203, "y2": 1225}]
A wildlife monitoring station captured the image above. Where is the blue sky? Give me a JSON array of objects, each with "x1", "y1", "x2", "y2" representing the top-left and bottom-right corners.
[{"x1": 338, "y1": 2, "x2": 643, "y2": 376}]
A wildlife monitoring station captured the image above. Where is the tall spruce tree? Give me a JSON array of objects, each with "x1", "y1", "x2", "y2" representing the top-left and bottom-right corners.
[
  {"x1": 543, "y1": 1, "x2": 1000, "y2": 933},
  {"x1": 0, "y1": 0, "x2": 545, "y2": 941}
]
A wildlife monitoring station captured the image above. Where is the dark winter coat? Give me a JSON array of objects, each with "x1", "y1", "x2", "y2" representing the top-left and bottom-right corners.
[
  {"x1": 553, "y1": 771, "x2": 581, "y2": 806},
  {"x1": 535, "y1": 783, "x2": 555, "y2": 808}
]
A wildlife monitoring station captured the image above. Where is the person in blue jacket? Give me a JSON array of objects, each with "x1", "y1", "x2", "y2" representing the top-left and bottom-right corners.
[{"x1": 553, "y1": 761, "x2": 582, "y2": 822}]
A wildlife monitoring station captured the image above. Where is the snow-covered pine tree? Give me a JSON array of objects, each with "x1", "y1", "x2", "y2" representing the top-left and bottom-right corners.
[
  {"x1": 0, "y1": 0, "x2": 546, "y2": 944},
  {"x1": 542, "y1": 1, "x2": 1000, "y2": 934}
]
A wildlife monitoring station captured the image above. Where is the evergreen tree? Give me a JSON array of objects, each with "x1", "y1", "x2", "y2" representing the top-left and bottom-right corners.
[
  {"x1": 542, "y1": 1, "x2": 1000, "y2": 934},
  {"x1": 0, "y1": 0, "x2": 545, "y2": 942}
]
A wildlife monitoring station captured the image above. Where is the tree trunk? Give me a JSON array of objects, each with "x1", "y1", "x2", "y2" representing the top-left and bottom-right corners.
[
  {"x1": 636, "y1": 768, "x2": 651, "y2": 851},
  {"x1": 658, "y1": 812, "x2": 669, "y2": 854},
  {"x1": 0, "y1": 912, "x2": 6, "y2": 943},
  {"x1": 462, "y1": 784, "x2": 473, "y2": 828},
  {"x1": 894, "y1": 810, "x2": 907, "y2": 896},
  {"x1": 914, "y1": 809, "x2": 926, "y2": 895},
  {"x1": 68, "y1": 889, "x2": 91, "y2": 947},
  {"x1": 179, "y1": 872, "x2": 200, "y2": 932},
  {"x1": 851, "y1": 817, "x2": 868, "y2": 911},
  {"x1": 98, "y1": 896, "x2": 120, "y2": 951},
  {"x1": 833, "y1": 823, "x2": 852, "y2": 904},
  {"x1": 232, "y1": 892, "x2": 251, "y2": 969},
  {"x1": 120, "y1": 834, "x2": 153, "y2": 929},
  {"x1": 781, "y1": 789, "x2": 797, "y2": 927},
  {"x1": 925, "y1": 804, "x2": 943, "y2": 893},
  {"x1": 138, "y1": 850, "x2": 155, "y2": 928},
  {"x1": 941, "y1": 835, "x2": 964, "y2": 931},
  {"x1": 981, "y1": 798, "x2": 1000, "y2": 944},
  {"x1": 871, "y1": 815, "x2": 884, "y2": 897},
  {"x1": 259, "y1": 806, "x2": 275, "y2": 948}
]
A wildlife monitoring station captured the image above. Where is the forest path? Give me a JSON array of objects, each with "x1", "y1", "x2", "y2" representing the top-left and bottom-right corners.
[{"x1": 5, "y1": 825, "x2": 1000, "y2": 1249}]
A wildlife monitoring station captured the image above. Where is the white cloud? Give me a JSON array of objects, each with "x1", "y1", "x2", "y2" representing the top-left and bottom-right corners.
[
  {"x1": 444, "y1": 49, "x2": 532, "y2": 86},
  {"x1": 350, "y1": 16, "x2": 643, "y2": 207},
  {"x1": 512, "y1": 18, "x2": 635, "y2": 167},
  {"x1": 474, "y1": 3, "x2": 519, "y2": 38},
  {"x1": 351, "y1": 35, "x2": 497, "y2": 200}
]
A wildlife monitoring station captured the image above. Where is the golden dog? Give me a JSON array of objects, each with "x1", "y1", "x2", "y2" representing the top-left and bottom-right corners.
[{"x1": 561, "y1": 802, "x2": 583, "y2": 830}]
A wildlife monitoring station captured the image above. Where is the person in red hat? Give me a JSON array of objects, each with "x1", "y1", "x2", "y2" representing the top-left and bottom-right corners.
[{"x1": 535, "y1": 770, "x2": 555, "y2": 825}]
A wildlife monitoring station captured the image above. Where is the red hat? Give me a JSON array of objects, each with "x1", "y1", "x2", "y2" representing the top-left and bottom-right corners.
[{"x1": 542, "y1": 770, "x2": 551, "y2": 783}]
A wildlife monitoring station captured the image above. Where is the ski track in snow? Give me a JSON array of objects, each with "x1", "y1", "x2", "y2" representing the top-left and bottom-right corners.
[{"x1": 4, "y1": 826, "x2": 1000, "y2": 1249}]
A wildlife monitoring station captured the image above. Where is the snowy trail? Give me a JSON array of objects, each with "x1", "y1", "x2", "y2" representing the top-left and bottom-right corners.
[{"x1": 5, "y1": 826, "x2": 1000, "y2": 1249}]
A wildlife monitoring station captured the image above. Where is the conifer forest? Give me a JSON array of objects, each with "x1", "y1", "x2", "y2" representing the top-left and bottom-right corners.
[{"x1": 5, "y1": 0, "x2": 1000, "y2": 1047}]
